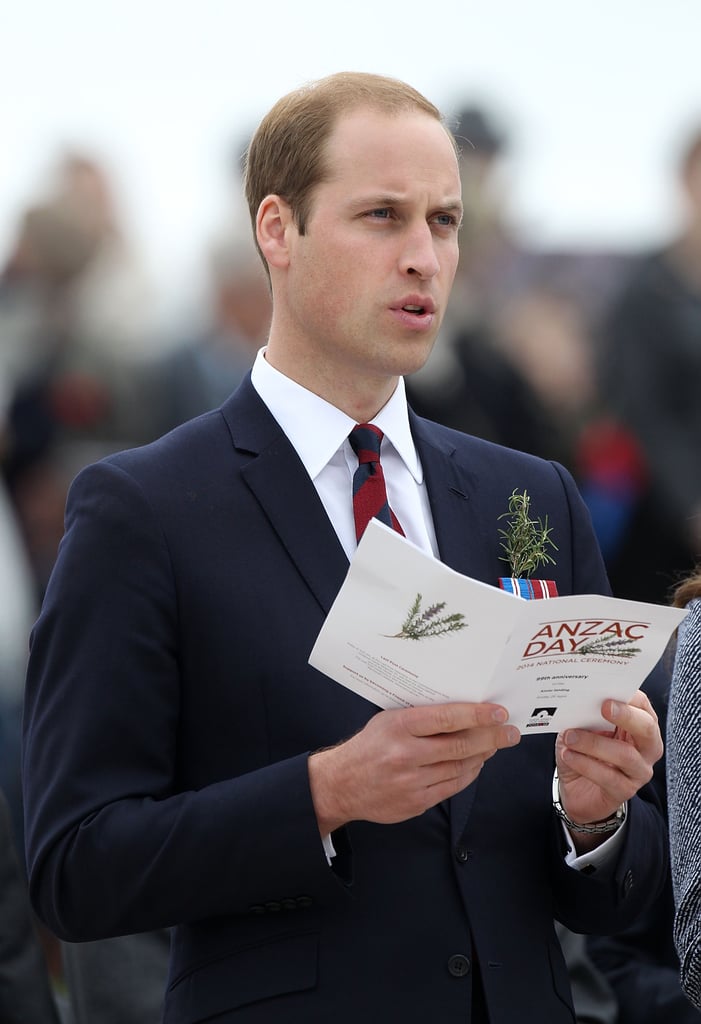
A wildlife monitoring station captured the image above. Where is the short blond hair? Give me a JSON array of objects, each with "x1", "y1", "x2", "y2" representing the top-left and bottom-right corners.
[{"x1": 243, "y1": 72, "x2": 453, "y2": 265}]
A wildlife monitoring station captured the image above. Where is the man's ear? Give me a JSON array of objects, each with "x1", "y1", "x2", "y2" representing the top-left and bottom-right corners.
[{"x1": 256, "y1": 195, "x2": 295, "y2": 270}]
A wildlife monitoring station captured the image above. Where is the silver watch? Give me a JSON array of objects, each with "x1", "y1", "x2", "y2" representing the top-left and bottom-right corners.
[{"x1": 552, "y1": 769, "x2": 627, "y2": 835}]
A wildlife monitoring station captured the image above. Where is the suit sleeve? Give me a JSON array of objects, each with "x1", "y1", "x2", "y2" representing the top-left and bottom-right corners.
[{"x1": 22, "y1": 460, "x2": 349, "y2": 941}]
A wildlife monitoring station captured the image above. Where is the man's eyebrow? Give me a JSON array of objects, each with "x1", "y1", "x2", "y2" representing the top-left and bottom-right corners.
[
  {"x1": 347, "y1": 194, "x2": 406, "y2": 209},
  {"x1": 449, "y1": 202, "x2": 465, "y2": 227},
  {"x1": 439, "y1": 201, "x2": 464, "y2": 218},
  {"x1": 348, "y1": 194, "x2": 464, "y2": 214}
]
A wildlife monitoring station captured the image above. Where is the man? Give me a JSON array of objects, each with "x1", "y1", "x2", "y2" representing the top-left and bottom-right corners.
[{"x1": 22, "y1": 72, "x2": 667, "y2": 1023}]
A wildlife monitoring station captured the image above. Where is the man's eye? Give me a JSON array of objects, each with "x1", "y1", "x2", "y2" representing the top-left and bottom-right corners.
[
  {"x1": 368, "y1": 208, "x2": 392, "y2": 219},
  {"x1": 434, "y1": 213, "x2": 458, "y2": 227}
]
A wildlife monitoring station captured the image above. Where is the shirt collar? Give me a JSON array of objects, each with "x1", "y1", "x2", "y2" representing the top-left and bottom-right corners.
[{"x1": 250, "y1": 348, "x2": 423, "y2": 483}]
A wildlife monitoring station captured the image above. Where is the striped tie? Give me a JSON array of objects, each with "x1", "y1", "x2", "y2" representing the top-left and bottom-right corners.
[{"x1": 349, "y1": 423, "x2": 405, "y2": 542}]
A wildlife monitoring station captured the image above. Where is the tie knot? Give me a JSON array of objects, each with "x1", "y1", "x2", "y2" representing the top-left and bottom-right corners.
[{"x1": 349, "y1": 423, "x2": 384, "y2": 465}]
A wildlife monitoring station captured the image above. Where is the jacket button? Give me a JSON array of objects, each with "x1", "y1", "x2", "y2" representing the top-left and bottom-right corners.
[
  {"x1": 455, "y1": 844, "x2": 470, "y2": 863},
  {"x1": 281, "y1": 898, "x2": 298, "y2": 911},
  {"x1": 447, "y1": 954, "x2": 471, "y2": 977},
  {"x1": 296, "y1": 895, "x2": 313, "y2": 909},
  {"x1": 264, "y1": 901, "x2": 281, "y2": 913}
]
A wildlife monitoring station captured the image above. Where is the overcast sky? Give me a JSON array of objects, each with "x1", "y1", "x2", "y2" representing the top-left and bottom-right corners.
[{"x1": 3, "y1": 0, "x2": 701, "y2": 312}]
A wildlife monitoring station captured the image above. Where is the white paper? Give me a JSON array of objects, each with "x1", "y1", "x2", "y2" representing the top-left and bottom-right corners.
[{"x1": 309, "y1": 520, "x2": 686, "y2": 733}]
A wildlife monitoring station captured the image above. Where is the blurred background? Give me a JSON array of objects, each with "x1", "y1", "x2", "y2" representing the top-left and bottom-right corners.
[
  {"x1": 2, "y1": 0, "x2": 701, "y2": 1011},
  {"x1": 3, "y1": 0, "x2": 701, "y2": 319}
]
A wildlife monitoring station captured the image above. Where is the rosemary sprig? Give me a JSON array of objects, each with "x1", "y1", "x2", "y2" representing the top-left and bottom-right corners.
[{"x1": 498, "y1": 489, "x2": 558, "y2": 579}]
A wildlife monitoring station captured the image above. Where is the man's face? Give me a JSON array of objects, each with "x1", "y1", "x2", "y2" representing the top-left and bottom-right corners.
[{"x1": 278, "y1": 106, "x2": 462, "y2": 391}]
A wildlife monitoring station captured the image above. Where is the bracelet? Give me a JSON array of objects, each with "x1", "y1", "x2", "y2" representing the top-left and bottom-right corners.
[{"x1": 552, "y1": 770, "x2": 627, "y2": 835}]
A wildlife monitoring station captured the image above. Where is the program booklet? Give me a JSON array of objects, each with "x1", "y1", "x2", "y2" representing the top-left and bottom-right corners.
[{"x1": 309, "y1": 520, "x2": 686, "y2": 734}]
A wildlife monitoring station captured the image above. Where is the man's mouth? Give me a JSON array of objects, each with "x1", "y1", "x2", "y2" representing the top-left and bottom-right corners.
[{"x1": 396, "y1": 298, "x2": 436, "y2": 316}]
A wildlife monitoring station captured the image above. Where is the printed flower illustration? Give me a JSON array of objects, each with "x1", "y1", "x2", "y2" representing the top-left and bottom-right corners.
[
  {"x1": 576, "y1": 636, "x2": 641, "y2": 659},
  {"x1": 387, "y1": 593, "x2": 467, "y2": 641}
]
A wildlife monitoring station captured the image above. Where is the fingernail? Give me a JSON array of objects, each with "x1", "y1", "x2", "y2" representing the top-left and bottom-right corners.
[
  {"x1": 506, "y1": 726, "x2": 520, "y2": 745},
  {"x1": 492, "y1": 708, "x2": 508, "y2": 723},
  {"x1": 565, "y1": 730, "x2": 580, "y2": 745},
  {"x1": 609, "y1": 701, "x2": 620, "y2": 719}
]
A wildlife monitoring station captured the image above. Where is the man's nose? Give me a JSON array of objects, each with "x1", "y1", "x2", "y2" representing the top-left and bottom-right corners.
[{"x1": 399, "y1": 223, "x2": 440, "y2": 279}]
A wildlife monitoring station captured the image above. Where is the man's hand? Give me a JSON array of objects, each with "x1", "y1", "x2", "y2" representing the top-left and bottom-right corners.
[
  {"x1": 308, "y1": 702, "x2": 520, "y2": 836},
  {"x1": 555, "y1": 689, "x2": 663, "y2": 846}
]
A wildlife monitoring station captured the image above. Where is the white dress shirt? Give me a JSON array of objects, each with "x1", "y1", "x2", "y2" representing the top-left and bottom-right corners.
[
  {"x1": 250, "y1": 348, "x2": 437, "y2": 561},
  {"x1": 250, "y1": 348, "x2": 625, "y2": 870}
]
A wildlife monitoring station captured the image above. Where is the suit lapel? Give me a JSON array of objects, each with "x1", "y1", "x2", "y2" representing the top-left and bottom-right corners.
[
  {"x1": 221, "y1": 378, "x2": 350, "y2": 616},
  {"x1": 411, "y1": 412, "x2": 494, "y2": 584}
]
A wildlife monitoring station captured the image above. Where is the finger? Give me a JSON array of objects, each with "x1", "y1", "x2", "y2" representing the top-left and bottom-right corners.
[
  {"x1": 425, "y1": 749, "x2": 498, "y2": 785},
  {"x1": 603, "y1": 689, "x2": 659, "y2": 725},
  {"x1": 420, "y1": 724, "x2": 520, "y2": 767},
  {"x1": 402, "y1": 702, "x2": 510, "y2": 738},
  {"x1": 629, "y1": 688, "x2": 658, "y2": 717},
  {"x1": 600, "y1": 698, "x2": 663, "y2": 761},
  {"x1": 557, "y1": 748, "x2": 635, "y2": 806},
  {"x1": 560, "y1": 723, "x2": 653, "y2": 774},
  {"x1": 601, "y1": 692, "x2": 654, "y2": 733},
  {"x1": 558, "y1": 736, "x2": 646, "y2": 782},
  {"x1": 560, "y1": 695, "x2": 662, "y2": 762},
  {"x1": 558, "y1": 739, "x2": 656, "y2": 809},
  {"x1": 423, "y1": 753, "x2": 497, "y2": 799}
]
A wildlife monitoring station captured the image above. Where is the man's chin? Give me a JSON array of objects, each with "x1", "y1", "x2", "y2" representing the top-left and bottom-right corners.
[{"x1": 395, "y1": 336, "x2": 439, "y2": 377}]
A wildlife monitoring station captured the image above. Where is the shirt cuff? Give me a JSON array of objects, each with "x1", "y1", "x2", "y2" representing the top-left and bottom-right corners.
[
  {"x1": 562, "y1": 810, "x2": 628, "y2": 871},
  {"x1": 322, "y1": 832, "x2": 337, "y2": 864}
]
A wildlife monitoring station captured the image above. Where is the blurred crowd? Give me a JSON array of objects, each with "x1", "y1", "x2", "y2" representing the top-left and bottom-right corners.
[
  {"x1": 1, "y1": 105, "x2": 701, "y2": 1021},
  {"x1": 407, "y1": 105, "x2": 701, "y2": 611}
]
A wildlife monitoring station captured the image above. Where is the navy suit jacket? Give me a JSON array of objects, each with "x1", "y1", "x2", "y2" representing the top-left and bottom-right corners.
[{"x1": 22, "y1": 376, "x2": 668, "y2": 1023}]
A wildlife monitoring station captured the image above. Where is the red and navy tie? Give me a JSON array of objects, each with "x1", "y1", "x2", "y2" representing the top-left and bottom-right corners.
[{"x1": 349, "y1": 423, "x2": 405, "y2": 542}]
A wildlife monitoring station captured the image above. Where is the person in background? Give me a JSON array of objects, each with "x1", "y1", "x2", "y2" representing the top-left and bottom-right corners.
[
  {"x1": 556, "y1": 923, "x2": 618, "y2": 1024},
  {"x1": 597, "y1": 126, "x2": 701, "y2": 605},
  {"x1": 61, "y1": 931, "x2": 170, "y2": 1024},
  {"x1": 23, "y1": 71, "x2": 668, "y2": 1024},
  {"x1": 151, "y1": 233, "x2": 270, "y2": 434},
  {"x1": 0, "y1": 786, "x2": 61, "y2": 1023},
  {"x1": 0, "y1": 474, "x2": 37, "y2": 848},
  {"x1": 0, "y1": 152, "x2": 164, "y2": 605},
  {"x1": 587, "y1": 653, "x2": 699, "y2": 1023},
  {"x1": 667, "y1": 568, "x2": 701, "y2": 1011}
]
